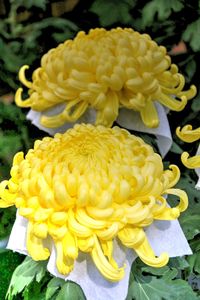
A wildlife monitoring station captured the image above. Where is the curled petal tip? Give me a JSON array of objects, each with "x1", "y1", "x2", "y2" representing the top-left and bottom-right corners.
[
  {"x1": 181, "y1": 152, "x2": 200, "y2": 169},
  {"x1": 19, "y1": 65, "x2": 32, "y2": 88},
  {"x1": 15, "y1": 87, "x2": 32, "y2": 107},
  {"x1": 137, "y1": 250, "x2": 169, "y2": 268}
]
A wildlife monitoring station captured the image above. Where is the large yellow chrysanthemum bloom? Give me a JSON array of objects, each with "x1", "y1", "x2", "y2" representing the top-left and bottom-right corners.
[
  {"x1": 15, "y1": 28, "x2": 196, "y2": 129},
  {"x1": 0, "y1": 124, "x2": 187, "y2": 281},
  {"x1": 176, "y1": 125, "x2": 200, "y2": 168}
]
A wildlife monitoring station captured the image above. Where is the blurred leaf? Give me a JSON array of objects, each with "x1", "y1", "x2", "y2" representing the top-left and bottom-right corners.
[
  {"x1": 191, "y1": 92, "x2": 200, "y2": 112},
  {"x1": 188, "y1": 274, "x2": 200, "y2": 294},
  {"x1": 90, "y1": 0, "x2": 136, "y2": 26},
  {"x1": 0, "y1": 101, "x2": 31, "y2": 184},
  {"x1": 183, "y1": 20, "x2": 200, "y2": 52},
  {"x1": 0, "y1": 133, "x2": 22, "y2": 159},
  {"x1": 0, "y1": 12, "x2": 78, "y2": 89},
  {"x1": 0, "y1": 207, "x2": 16, "y2": 239},
  {"x1": 170, "y1": 141, "x2": 184, "y2": 154},
  {"x1": 30, "y1": 17, "x2": 79, "y2": 32},
  {"x1": 185, "y1": 59, "x2": 196, "y2": 81},
  {"x1": 142, "y1": 0, "x2": 184, "y2": 27},
  {"x1": 15, "y1": 0, "x2": 48, "y2": 10},
  {"x1": 0, "y1": 38, "x2": 24, "y2": 73}
]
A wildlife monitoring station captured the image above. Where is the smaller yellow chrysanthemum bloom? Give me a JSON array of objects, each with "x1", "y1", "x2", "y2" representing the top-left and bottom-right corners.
[
  {"x1": 0, "y1": 124, "x2": 187, "y2": 281},
  {"x1": 15, "y1": 28, "x2": 196, "y2": 129},
  {"x1": 176, "y1": 125, "x2": 200, "y2": 168}
]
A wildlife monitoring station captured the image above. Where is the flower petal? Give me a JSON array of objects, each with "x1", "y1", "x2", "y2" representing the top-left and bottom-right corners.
[{"x1": 140, "y1": 100, "x2": 159, "y2": 128}]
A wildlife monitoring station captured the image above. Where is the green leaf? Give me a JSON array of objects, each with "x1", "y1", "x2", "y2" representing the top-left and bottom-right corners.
[
  {"x1": 6, "y1": 257, "x2": 47, "y2": 300},
  {"x1": 179, "y1": 205, "x2": 200, "y2": 240},
  {"x1": 18, "y1": 0, "x2": 48, "y2": 10},
  {"x1": 56, "y1": 281, "x2": 86, "y2": 300},
  {"x1": 0, "y1": 250, "x2": 24, "y2": 300},
  {"x1": 191, "y1": 92, "x2": 200, "y2": 112},
  {"x1": 185, "y1": 60, "x2": 197, "y2": 81},
  {"x1": 23, "y1": 281, "x2": 46, "y2": 300},
  {"x1": 187, "y1": 251, "x2": 200, "y2": 274},
  {"x1": 46, "y1": 278, "x2": 65, "y2": 300},
  {"x1": 23, "y1": 18, "x2": 78, "y2": 46},
  {"x1": 188, "y1": 274, "x2": 200, "y2": 294},
  {"x1": 0, "y1": 207, "x2": 16, "y2": 239},
  {"x1": 0, "y1": 133, "x2": 22, "y2": 159},
  {"x1": 183, "y1": 20, "x2": 200, "y2": 52},
  {"x1": 128, "y1": 272, "x2": 199, "y2": 300},
  {"x1": 0, "y1": 101, "x2": 31, "y2": 179},
  {"x1": 30, "y1": 17, "x2": 78, "y2": 33},
  {"x1": 22, "y1": 273, "x2": 53, "y2": 300},
  {"x1": 0, "y1": 39, "x2": 25, "y2": 73},
  {"x1": 190, "y1": 239, "x2": 200, "y2": 253},
  {"x1": 168, "y1": 257, "x2": 189, "y2": 271},
  {"x1": 176, "y1": 172, "x2": 199, "y2": 205},
  {"x1": 142, "y1": 0, "x2": 184, "y2": 27},
  {"x1": 140, "y1": 265, "x2": 170, "y2": 276},
  {"x1": 90, "y1": 0, "x2": 136, "y2": 26},
  {"x1": 170, "y1": 141, "x2": 184, "y2": 154}
]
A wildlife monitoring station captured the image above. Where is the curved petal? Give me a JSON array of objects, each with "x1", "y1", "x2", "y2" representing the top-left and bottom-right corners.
[
  {"x1": 165, "y1": 188, "x2": 188, "y2": 213},
  {"x1": 176, "y1": 125, "x2": 200, "y2": 143},
  {"x1": 41, "y1": 100, "x2": 88, "y2": 128},
  {"x1": 91, "y1": 236, "x2": 125, "y2": 282},
  {"x1": 26, "y1": 222, "x2": 50, "y2": 261},
  {"x1": 181, "y1": 152, "x2": 200, "y2": 168},
  {"x1": 95, "y1": 90, "x2": 119, "y2": 127},
  {"x1": 19, "y1": 65, "x2": 32, "y2": 88},
  {"x1": 135, "y1": 237, "x2": 169, "y2": 268},
  {"x1": 15, "y1": 88, "x2": 32, "y2": 107},
  {"x1": 140, "y1": 100, "x2": 159, "y2": 128},
  {"x1": 158, "y1": 93, "x2": 187, "y2": 111}
]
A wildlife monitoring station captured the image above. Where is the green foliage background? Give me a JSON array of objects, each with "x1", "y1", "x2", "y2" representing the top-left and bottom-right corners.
[{"x1": 0, "y1": 0, "x2": 200, "y2": 299}]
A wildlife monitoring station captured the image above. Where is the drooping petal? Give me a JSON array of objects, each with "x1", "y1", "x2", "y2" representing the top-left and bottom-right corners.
[
  {"x1": 140, "y1": 100, "x2": 159, "y2": 128},
  {"x1": 181, "y1": 152, "x2": 200, "y2": 168},
  {"x1": 176, "y1": 125, "x2": 200, "y2": 143}
]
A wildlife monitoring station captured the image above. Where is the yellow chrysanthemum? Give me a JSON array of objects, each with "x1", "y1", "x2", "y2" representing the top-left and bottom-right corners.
[
  {"x1": 15, "y1": 28, "x2": 196, "y2": 129},
  {"x1": 0, "y1": 124, "x2": 187, "y2": 281},
  {"x1": 176, "y1": 125, "x2": 200, "y2": 168}
]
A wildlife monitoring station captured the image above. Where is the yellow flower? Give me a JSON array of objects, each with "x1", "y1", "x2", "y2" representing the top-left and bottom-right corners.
[
  {"x1": 176, "y1": 125, "x2": 200, "y2": 169},
  {"x1": 15, "y1": 28, "x2": 196, "y2": 129},
  {"x1": 0, "y1": 124, "x2": 187, "y2": 281}
]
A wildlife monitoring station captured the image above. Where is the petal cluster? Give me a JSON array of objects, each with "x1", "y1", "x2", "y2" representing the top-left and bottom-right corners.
[
  {"x1": 15, "y1": 28, "x2": 196, "y2": 128},
  {"x1": 176, "y1": 125, "x2": 200, "y2": 168},
  {"x1": 0, "y1": 124, "x2": 188, "y2": 281}
]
